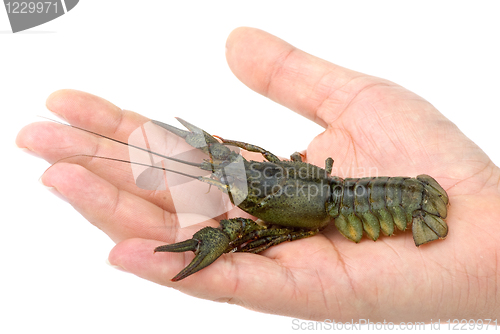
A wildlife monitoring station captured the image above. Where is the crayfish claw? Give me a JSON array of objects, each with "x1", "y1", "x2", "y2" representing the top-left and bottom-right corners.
[
  {"x1": 174, "y1": 118, "x2": 212, "y2": 138},
  {"x1": 155, "y1": 226, "x2": 230, "y2": 281},
  {"x1": 152, "y1": 118, "x2": 222, "y2": 157},
  {"x1": 151, "y1": 119, "x2": 192, "y2": 140},
  {"x1": 154, "y1": 239, "x2": 198, "y2": 253}
]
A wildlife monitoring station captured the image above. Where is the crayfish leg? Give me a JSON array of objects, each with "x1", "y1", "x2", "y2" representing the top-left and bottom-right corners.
[
  {"x1": 234, "y1": 227, "x2": 319, "y2": 253},
  {"x1": 290, "y1": 152, "x2": 303, "y2": 162},
  {"x1": 215, "y1": 137, "x2": 281, "y2": 163}
]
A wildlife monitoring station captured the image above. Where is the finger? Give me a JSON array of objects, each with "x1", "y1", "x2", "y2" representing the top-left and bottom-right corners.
[
  {"x1": 41, "y1": 162, "x2": 212, "y2": 242},
  {"x1": 108, "y1": 238, "x2": 295, "y2": 306},
  {"x1": 17, "y1": 120, "x2": 182, "y2": 211},
  {"x1": 46, "y1": 89, "x2": 145, "y2": 140},
  {"x1": 17, "y1": 120, "x2": 129, "y2": 166},
  {"x1": 225, "y1": 28, "x2": 466, "y2": 177},
  {"x1": 42, "y1": 162, "x2": 166, "y2": 242},
  {"x1": 18, "y1": 119, "x2": 240, "y2": 215},
  {"x1": 17, "y1": 90, "x2": 200, "y2": 211},
  {"x1": 43, "y1": 90, "x2": 191, "y2": 171},
  {"x1": 17, "y1": 89, "x2": 149, "y2": 188},
  {"x1": 44, "y1": 90, "x2": 202, "y2": 158},
  {"x1": 226, "y1": 27, "x2": 380, "y2": 127}
]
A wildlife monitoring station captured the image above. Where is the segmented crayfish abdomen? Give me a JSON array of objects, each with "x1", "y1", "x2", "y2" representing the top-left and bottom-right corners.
[{"x1": 328, "y1": 174, "x2": 448, "y2": 246}]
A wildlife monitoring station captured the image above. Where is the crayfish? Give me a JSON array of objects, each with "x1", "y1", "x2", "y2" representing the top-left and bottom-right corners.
[
  {"x1": 144, "y1": 118, "x2": 449, "y2": 281},
  {"x1": 54, "y1": 117, "x2": 449, "y2": 281}
]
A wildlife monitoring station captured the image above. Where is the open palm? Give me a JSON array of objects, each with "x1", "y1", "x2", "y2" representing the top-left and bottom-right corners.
[{"x1": 17, "y1": 28, "x2": 500, "y2": 322}]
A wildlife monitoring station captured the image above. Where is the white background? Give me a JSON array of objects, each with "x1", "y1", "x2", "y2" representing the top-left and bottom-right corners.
[{"x1": 2, "y1": 1, "x2": 499, "y2": 333}]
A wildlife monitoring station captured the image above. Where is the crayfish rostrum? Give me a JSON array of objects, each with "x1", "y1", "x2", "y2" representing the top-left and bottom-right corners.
[{"x1": 147, "y1": 118, "x2": 449, "y2": 281}]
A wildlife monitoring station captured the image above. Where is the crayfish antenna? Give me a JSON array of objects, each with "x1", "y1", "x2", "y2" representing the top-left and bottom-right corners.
[
  {"x1": 42, "y1": 117, "x2": 204, "y2": 169},
  {"x1": 154, "y1": 226, "x2": 230, "y2": 281}
]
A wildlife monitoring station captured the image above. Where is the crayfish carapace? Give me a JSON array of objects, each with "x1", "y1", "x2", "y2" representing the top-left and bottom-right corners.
[{"x1": 148, "y1": 118, "x2": 449, "y2": 281}]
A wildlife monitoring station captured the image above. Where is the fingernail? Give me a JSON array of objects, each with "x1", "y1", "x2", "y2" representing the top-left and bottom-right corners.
[
  {"x1": 39, "y1": 178, "x2": 69, "y2": 203},
  {"x1": 17, "y1": 146, "x2": 41, "y2": 159},
  {"x1": 49, "y1": 110, "x2": 67, "y2": 122},
  {"x1": 106, "y1": 259, "x2": 129, "y2": 273}
]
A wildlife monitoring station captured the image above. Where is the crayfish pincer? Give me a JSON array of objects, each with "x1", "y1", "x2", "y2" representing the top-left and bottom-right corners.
[{"x1": 152, "y1": 118, "x2": 449, "y2": 281}]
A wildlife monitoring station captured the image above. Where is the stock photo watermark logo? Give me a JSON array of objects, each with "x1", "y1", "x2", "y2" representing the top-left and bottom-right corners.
[{"x1": 3, "y1": 0, "x2": 78, "y2": 33}]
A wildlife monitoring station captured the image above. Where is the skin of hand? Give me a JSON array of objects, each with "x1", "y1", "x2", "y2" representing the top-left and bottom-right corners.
[{"x1": 16, "y1": 27, "x2": 500, "y2": 322}]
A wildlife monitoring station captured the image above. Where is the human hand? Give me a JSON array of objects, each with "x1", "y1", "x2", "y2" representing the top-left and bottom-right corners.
[{"x1": 16, "y1": 27, "x2": 500, "y2": 322}]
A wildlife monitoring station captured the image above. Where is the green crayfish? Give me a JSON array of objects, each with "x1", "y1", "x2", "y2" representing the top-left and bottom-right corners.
[{"x1": 147, "y1": 119, "x2": 449, "y2": 281}]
